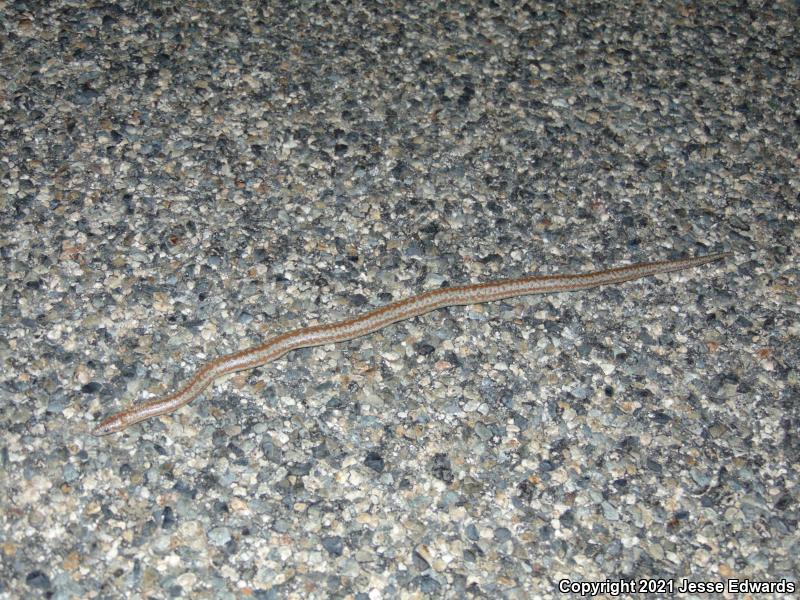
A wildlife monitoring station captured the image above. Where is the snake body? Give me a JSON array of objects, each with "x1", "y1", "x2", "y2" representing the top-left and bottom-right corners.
[{"x1": 92, "y1": 252, "x2": 730, "y2": 435}]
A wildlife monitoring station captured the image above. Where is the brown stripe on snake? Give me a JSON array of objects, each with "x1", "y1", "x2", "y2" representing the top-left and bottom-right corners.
[{"x1": 92, "y1": 251, "x2": 731, "y2": 435}]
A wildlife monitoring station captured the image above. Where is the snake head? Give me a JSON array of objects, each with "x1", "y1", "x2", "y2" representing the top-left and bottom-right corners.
[{"x1": 92, "y1": 413, "x2": 127, "y2": 436}]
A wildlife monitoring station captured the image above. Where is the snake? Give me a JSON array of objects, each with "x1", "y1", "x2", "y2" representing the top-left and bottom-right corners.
[{"x1": 92, "y1": 251, "x2": 730, "y2": 435}]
